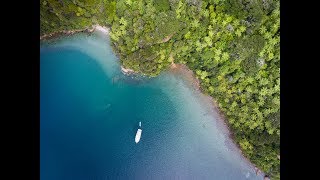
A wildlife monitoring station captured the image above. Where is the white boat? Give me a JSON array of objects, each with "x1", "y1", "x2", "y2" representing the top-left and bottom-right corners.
[{"x1": 135, "y1": 122, "x2": 142, "y2": 143}]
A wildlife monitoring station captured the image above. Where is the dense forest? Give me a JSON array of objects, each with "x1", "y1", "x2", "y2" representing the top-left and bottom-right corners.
[{"x1": 40, "y1": 0, "x2": 280, "y2": 179}]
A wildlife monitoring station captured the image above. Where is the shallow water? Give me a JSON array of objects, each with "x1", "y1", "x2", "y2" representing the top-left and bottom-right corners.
[{"x1": 40, "y1": 31, "x2": 263, "y2": 180}]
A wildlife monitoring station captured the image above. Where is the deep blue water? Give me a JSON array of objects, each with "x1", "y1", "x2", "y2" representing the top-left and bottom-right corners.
[{"x1": 40, "y1": 31, "x2": 263, "y2": 180}]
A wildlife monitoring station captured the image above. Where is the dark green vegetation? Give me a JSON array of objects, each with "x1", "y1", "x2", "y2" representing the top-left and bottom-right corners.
[
  {"x1": 40, "y1": 0, "x2": 115, "y2": 34},
  {"x1": 41, "y1": 0, "x2": 280, "y2": 179}
]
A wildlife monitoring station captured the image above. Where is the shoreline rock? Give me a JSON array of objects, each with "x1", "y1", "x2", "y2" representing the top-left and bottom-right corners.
[
  {"x1": 94, "y1": 25, "x2": 109, "y2": 34},
  {"x1": 120, "y1": 66, "x2": 136, "y2": 75},
  {"x1": 255, "y1": 167, "x2": 262, "y2": 175},
  {"x1": 264, "y1": 175, "x2": 270, "y2": 180}
]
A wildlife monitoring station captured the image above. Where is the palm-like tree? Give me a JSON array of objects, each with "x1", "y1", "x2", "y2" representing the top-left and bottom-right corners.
[
  {"x1": 222, "y1": 20, "x2": 228, "y2": 27},
  {"x1": 192, "y1": 19, "x2": 200, "y2": 28},
  {"x1": 258, "y1": 100, "x2": 265, "y2": 106},
  {"x1": 252, "y1": 114, "x2": 257, "y2": 120},
  {"x1": 269, "y1": 38, "x2": 278, "y2": 46},
  {"x1": 226, "y1": 15, "x2": 233, "y2": 23},
  {"x1": 125, "y1": 0, "x2": 132, "y2": 6},
  {"x1": 273, "y1": 9, "x2": 280, "y2": 17},
  {"x1": 208, "y1": 30, "x2": 214, "y2": 37},
  {"x1": 204, "y1": 36, "x2": 211, "y2": 45},
  {"x1": 215, "y1": 49, "x2": 222, "y2": 56},
  {"x1": 272, "y1": 23, "x2": 279, "y2": 34},
  {"x1": 233, "y1": 19, "x2": 240, "y2": 27},
  {"x1": 119, "y1": 17, "x2": 127, "y2": 26},
  {"x1": 239, "y1": 26, "x2": 246, "y2": 33},
  {"x1": 268, "y1": 52, "x2": 274, "y2": 60},
  {"x1": 235, "y1": 29, "x2": 241, "y2": 37},
  {"x1": 203, "y1": 9, "x2": 209, "y2": 17},
  {"x1": 259, "y1": 26, "x2": 267, "y2": 34},
  {"x1": 211, "y1": 18, "x2": 217, "y2": 25},
  {"x1": 274, "y1": 84, "x2": 280, "y2": 92},
  {"x1": 264, "y1": 32, "x2": 272, "y2": 39},
  {"x1": 260, "y1": 87, "x2": 268, "y2": 96}
]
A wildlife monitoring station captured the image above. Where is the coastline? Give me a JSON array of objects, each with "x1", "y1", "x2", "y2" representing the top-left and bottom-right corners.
[
  {"x1": 40, "y1": 25, "x2": 137, "y2": 77},
  {"x1": 40, "y1": 29, "x2": 264, "y2": 177},
  {"x1": 120, "y1": 66, "x2": 136, "y2": 75},
  {"x1": 40, "y1": 24, "x2": 110, "y2": 41},
  {"x1": 168, "y1": 63, "x2": 264, "y2": 177}
]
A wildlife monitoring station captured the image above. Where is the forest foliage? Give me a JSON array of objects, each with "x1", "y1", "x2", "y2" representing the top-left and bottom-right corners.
[{"x1": 40, "y1": 0, "x2": 280, "y2": 179}]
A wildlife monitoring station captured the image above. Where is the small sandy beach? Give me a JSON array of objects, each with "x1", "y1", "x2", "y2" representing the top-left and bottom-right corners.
[{"x1": 40, "y1": 24, "x2": 110, "y2": 41}]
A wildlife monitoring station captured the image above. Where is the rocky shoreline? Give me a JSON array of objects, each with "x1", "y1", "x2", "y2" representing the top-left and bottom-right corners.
[
  {"x1": 120, "y1": 66, "x2": 136, "y2": 75},
  {"x1": 168, "y1": 62, "x2": 266, "y2": 178}
]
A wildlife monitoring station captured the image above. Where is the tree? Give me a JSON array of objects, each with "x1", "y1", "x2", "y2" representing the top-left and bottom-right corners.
[{"x1": 41, "y1": 0, "x2": 280, "y2": 178}]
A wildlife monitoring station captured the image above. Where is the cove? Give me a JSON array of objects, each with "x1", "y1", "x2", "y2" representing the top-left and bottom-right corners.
[{"x1": 40, "y1": 31, "x2": 264, "y2": 180}]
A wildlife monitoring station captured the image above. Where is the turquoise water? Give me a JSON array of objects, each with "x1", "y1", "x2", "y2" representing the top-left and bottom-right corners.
[{"x1": 40, "y1": 31, "x2": 264, "y2": 180}]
